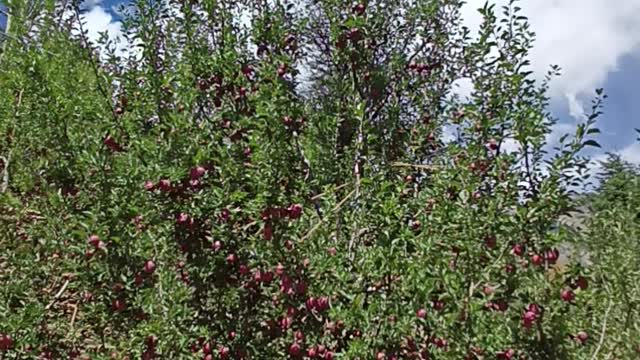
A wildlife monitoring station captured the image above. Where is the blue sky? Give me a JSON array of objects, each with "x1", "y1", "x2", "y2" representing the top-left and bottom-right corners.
[
  {"x1": 0, "y1": 3, "x2": 7, "y2": 33},
  {"x1": 2, "y1": 0, "x2": 639, "y2": 166}
]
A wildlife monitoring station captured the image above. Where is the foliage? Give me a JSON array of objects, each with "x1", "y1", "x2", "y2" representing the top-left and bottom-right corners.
[
  {"x1": 562, "y1": 156, "x2": 640, "y2": 359},
  {"x1": 0, "y1": 0, "x2": 636, "y2": 359}
]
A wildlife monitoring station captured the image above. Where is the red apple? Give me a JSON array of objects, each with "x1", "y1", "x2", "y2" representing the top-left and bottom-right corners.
[
  {"x1": 531, "y1": 254, "x2": 543, "y2": 266},
  {"x1": 0, "y1": 334, "x2": 13, "y2": 350},
  {"x1": 218, "y1": 346, "x2": 230, "y2": 359},
  {"x1": 157, "y1": 179, "x2": 171, "y2": 192},
  {"x1": 522, "y1": 310, "x2": 537, "y2": 328},
  {"x1": 212, "y1": 240, "x2": 222, "y2": 251},
  {"x1": 316, "y1": 296, "x2": 329, "y2": 311},
  {"x1": 416, "y1": 308, "x2": 427, "y2": 319},
  {"x1": 561, "y1": 289, "x2": 575, "y2": 303},
  {"x1": 575, "y1": 331, "x2": 588, "y2": 344},
  {"x1": 88, "y1": 234, "x2": 100, "y2": 247},
  {"x1": 288, "y1": 343, "x2": 301, "y2": 357},
  {"x1": 574, "y1": 276, "x2": 588, "y2": 290},
  {"x1": 112, "y1": 299, "x2": 126, "y2": 312},
  {"x1": 288, "y1": 204, "x2": 303, "y2": 219},
  {"x1": 143, "y1": 260, "x2": 156, "y2": 274},
  {"x1": 512, "y1": 243, "x2": 524, "y2": 256},
  {"x1": 144, "y1": 180, "x2": 155, "y2": 191},
  {"x1": 353, "y1": 3, "x2": 366, "y2": 15},
  {"x1": 190, "y1": 166, "x2": 206, "y2": 180}
]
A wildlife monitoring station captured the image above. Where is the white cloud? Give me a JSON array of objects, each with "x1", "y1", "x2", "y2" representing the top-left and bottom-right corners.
[
  {"x1": 461, "y1": 0, "x2": 640, "y2": 119},
  {"x1": 620, "y1": 142, "x2": 640, "y2": 165},
  {"x1": 81, "y1": 6, "x2": 122, "y2": 47}
]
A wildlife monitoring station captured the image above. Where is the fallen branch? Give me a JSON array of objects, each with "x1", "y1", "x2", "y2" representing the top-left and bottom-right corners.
[
  {"x1": 69, "y1": 303, "x2": 78, "y2": 329},
  {"x1": 45, "y1": 279, "x2": 70, "y2": 310}
]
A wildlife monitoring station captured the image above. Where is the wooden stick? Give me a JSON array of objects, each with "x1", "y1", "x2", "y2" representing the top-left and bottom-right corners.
[
  {"x1": 391, "y1": 162, "x2": 441, "y2": 170},
  {"x1": 591, "y1": 300, "x2": 613, "y2": 360},
  {"x1": 45, "y1": 279, "x2": 70, "y2": 310}
]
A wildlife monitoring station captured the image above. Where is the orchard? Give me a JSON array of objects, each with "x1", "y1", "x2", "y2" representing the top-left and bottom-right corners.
[{"x1": 0, "y1": 0, "x2": 638, "y2": 359}]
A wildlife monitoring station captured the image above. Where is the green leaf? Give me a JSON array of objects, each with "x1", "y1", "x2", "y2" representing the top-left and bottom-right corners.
[{"x1": 583, "y1": 140, "x2": 601, "y2": 148}]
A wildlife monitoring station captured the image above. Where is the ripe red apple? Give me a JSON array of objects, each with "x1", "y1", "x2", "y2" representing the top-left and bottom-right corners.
[
  {"x1": 544, "y1": 248, "x2": 559, "y2": 264},
  {"x1": 220, "y1": 208, "x2": 231, "y2": 222},
  {"x1": 348, "y1": 28, "x2": 362, "y2": 42},
  {"x1": 176, "y1": 213, "x2": 190, "y2": 225},
  {"x1": 324, "y1": 351, "x2": 334, "y2": 360},
  {"x1": 263, "y1": 222, "x2": 273, "y2": 240},
  {"x1": 275, "y1": 263, "x2": 285, "y2": 276},
  {"x1": 574, "y1": 276, "x2": 588, "y2": 290},
  {"x1": 484, "y1": 235, "x2": 496, "y2": 249},
  {"x1": 202, "y1": 342, "x2": 212, "y2": 354},
  {"x1": 411, "y1": 219, "x2": 421, "y2": 231},
  {"x1": 531, "y1": 254, "x2": 543, "y2": 266},
  {"x1": 242, "y1": 64, "x2": 254, "y2": 76},
  {"x1": 112, "y1": 299, "x2": 126, "y2": 312},
  {"x1": 522, "y1": 310, "x2": 537, "y2": 328},
  {"x1": 144, "y1": 180, "x2": 155, "y2": 191},
  {"x1": 512, "y1": 243, "x2": 524, "y2": 256},
  {"x1": 288, "y1": 343, "x2": 301, "y2": 357},
  {"x1": 561, "y1": 289, "x2": 575, "y2": 303},
  {"x1": 218, "y1": 346, "x2": 230, "y2": 359},
  {"x1": 103, "y1": 135, "x2": 123, "y2": 152},
  {"x1": 262, "y1": 271, "x2": 274, "y2": 283},
  {"x1": 212, "y1": 240, "x2": 222, "y2": 252},
  {"x1": 305, "y1": 297, "x2": 317, "y2": 311},
  {"x1": 143, "y1": 260, "x2": 156, "y2": 274},
  {"x1": 226, "y1": 253, "x2": 237, "y2": 265},
  {"x1": 239, "y1": 264, "x2": 250, "y2": 275},
  {"x1": 416, "y1": 308, "x2": 427, "y2": 319},
  {"x1": 527, "y1": 303, "x2": 540, "y2": 314},
  {"x1": 353, "y1": 3, "x2": 366, "y2": 15},
  {"x1": 575, "y1": 331, "x2": 588, "y2": 344},
  {"x1": 0, "y1": 333, "x2": 13, "y2": 350},
  {"x1": 189, "y1": 166, "x2": 206, "y2": 180},
  {"x1": 88, "y1": 234, "x2": 100, "y2": 247},
  {"x1": 307, "y1": 346, "x2": 318, "y2": 358},
  {"x1": 157, "y1": 179, "x2": 171, "y2": 192},
  {"x1": 288, "y1": 204, "x2": 303, "y2": 219},
  {"x1": 505, "y1": 263, "x2": 516, "y2": 273},
  {"x1": 316, "y1": 296, "x2": 329, "y2": 311},
  {"x1": 277, "y1": 64, "x2": 288, "y2": 77},
  {"x1": 486, "y1": 139, "x2": 498, "y2": 151},
  {"x1": 145, "y1": 335, "x2": 157, "y2": 349},
  {"x1": 497, "y1": 349, "x2": 515, "y2": 359}
]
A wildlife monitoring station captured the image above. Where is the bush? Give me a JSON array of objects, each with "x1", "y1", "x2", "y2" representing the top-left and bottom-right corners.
[{"x1": 0, "y1": 0, "x2": 635, "y2": 359}]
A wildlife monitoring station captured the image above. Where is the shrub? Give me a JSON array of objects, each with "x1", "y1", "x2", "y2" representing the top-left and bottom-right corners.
[{"x1": 0, "y1": 0, "x2": 631, "y2": 359}]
